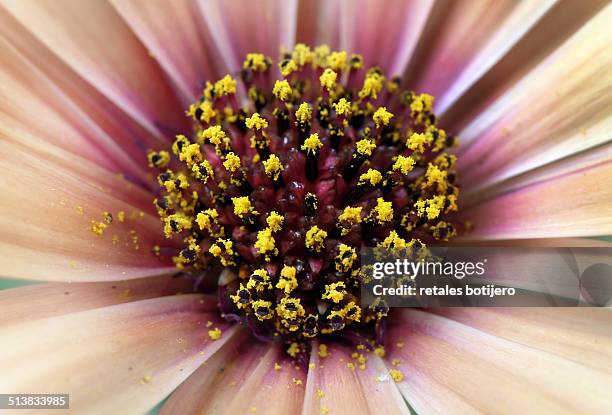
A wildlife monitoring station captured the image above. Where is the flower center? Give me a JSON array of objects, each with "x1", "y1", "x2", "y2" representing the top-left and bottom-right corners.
[{"x1": 148, "y1": 44, "x2": 460, "y2": 358}]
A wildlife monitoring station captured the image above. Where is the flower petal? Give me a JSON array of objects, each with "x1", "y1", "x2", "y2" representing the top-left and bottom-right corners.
[
  {"x1": 0, "y1": 5, "x2": 185, "y2": 175},
  {"x1": 302, "y1": 342, "x2": 410, "y2": 415},
  {"x1": 0, "y1": 294, "x2": 238, "y2": 415},
  {"x1": 461, "y1": 143, "x2": 612, "y2": 206},
  {"x1": 340, "y1": 0, "x2": 433, "y2": 75},
  {"x1": 296, "y1": 0, "x2": 342, "y2": 47},
  {"x1": 1, "y1": 0, "x2": 187, "y2": 139},
  {"x1": 0, "y1": 139, "x2": 174, "y2": 281},
  {"x1": 111, "y1": 0, "x2": 218, "y2": 103},
  {"x1": 407, "y1": 0, "x2": 555, "y2": 113},
  {"x1": 387, "y1": 309, "x2": 612, "y2": 414},
  {"x1": 460, "y1": 161, "x2": 612, "y2": 239},
  {"x1": 0, "y1": 275, "x2": 194, "y2": 327},
  {"x1": 162, "y1": 339, "x2": 304, "y2": 415},
  {"x1": 198, "y1": 0, "x2": 297, "y2": 72},
  {"x1": 456, "y1": 3, "x2": 612, "y2": 190},
  {"x1": 0, "y1": 36, "x2": 150, "y2": 180},
  {"x1": 441, "y1": 0, "x2": 608, "y2": 131},
  {"x1": 431, "y1": 308, "x2": 612, "y2": 372}
]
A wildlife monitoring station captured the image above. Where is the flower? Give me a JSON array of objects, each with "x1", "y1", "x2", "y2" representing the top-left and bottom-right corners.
[{"x1": 0, "y1": 1, "x2": 611, "y2": 414}]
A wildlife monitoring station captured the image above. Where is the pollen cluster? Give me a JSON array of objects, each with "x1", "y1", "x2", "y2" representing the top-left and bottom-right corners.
[{"x1": 148, "y1": 45, "x2": 460, "y2": 356}]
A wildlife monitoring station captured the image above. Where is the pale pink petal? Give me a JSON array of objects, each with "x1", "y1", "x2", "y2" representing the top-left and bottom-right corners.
[
  {"x1": 0, "y1": 36, "x2": 148, "y2": 180},
  {"x1": 162, "y1": 339, "x2": 305, "y2": 415},
  {"x1": 456, "y1": 4, "x2": 612, "y2": 190},
  {"x1": 219, "y1": 343, "x2": 305, "y2": 415},
  {"x1": 386, "y1": 309, "x2": 612, "y2": 414},
  {"x1": 340, "y1": 0, "x2": 433, "y2": 75},
  {"x1": 432, "y1": 308, "x2": 612, "y2": 372},
  {"x1": 0, "y1": 275, "x2": 193, "y2": 327},
  {"x1": 296, "y1": 0, "x2": 342, "y2": 48},
  {"x1": 111, "y1": 0, "x2": 218, "y2": 104},
  {"x1": 460, "y1": 161, "x2": 612, "y2": 240},
  {"x1": 0, "y1": 5, "x2": 185, "y2": 174},
  {"x1": 0, "y1": 139, "x2": 174, "y2": 281},
  {"x1": 0, "y1": 0, "x2": 187, "y2": 139},
  {"x1": 461, "y1": 143, "x2": 612, "y2": 206},
  {"x1": 302, "y1": 342, "x2": 409, "y2": 415},
  {"x1": 198, "y1": 0, "x2": 297, "y2": 71},
  {"x1": 407, "y1": 0, "x2": 555, "y2": 113},
  {"x1": 0, "y1": 294, "x2": 238, "y2": 415},
  {"x1": 441, "y1": 0, "x2": 607, "y2": 131},
  {"x1": 452, "y1": 237, "x2": 612, "y2": 248}
]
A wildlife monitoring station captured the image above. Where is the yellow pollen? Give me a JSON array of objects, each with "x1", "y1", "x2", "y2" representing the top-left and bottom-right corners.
[
  {"x1": 359, "y1": 72, "x2": 384, "y2": 99},
  {"x1": 208, "y1": 238, "x2": 235, "y2": 266},
  {"x1": 179, "y1": 143, "x2": 202, "y2": 165},
  {"x1": 295, "y1": 102, "x2": 312, "y2": 124},
  {"x1": 243, "y1": 53, "x2": 269, "y2": 71},
  {"x1": 196, "y1": 208, "x2": 221, "y2": 235},
  {"x1": 373, "y1": 107, "x2": 394, "y2": 128},
  {"x1": 389, "y1": 369, "x2": 404, "y2": 382},
  {"x1": 91, "y1": 221, "x2": 107, "y2": 236},
  {"x1": 287, "y1": 342, "x2": 301, "y2": 357},
  {"x1": 318, "y1": 344, "x2": 329, "y2": 358},
  {"x1": 232, "y1": 196, "x2": 255, "y2": 218},
  {"x1": 266, "y1": 211, "x2": 284, "y2": 232},
  {"x1": 333, "y1": 98, "x2": 352, "y2": 117},
  {"x1": 163, "y1": 213, "x2": 192, "y2": 237},
  {"x1": 358, "y1": 169, "x2": 383, "y2": 186},
  {"x1": 279, "y1": 59, "x2": 298, "y2": 77},
  {"x1": 338, "y1": 206, "x2": 362, "y2": 233},
  {"x1": 223, "y1": 152, "x2": 241, "y2": 173},
  {"x1": 274, "y1": 362, "x2": 283, "y2": 371},
  {"x1": 301, "y1": 133, "x2": 323, "y2": 155},
  {"x1": 199, "y1": 100, "x2": 217, "y2": 123},
  {"x1": 199, "y1": 125, "x2": 229, "y2": 153},
  {"x1": 423, "y1": 163, "x2": 448, "y2": 192},
  {"x1": 263, "y1": 154, "x2": 284, "y2": 181},
  {"x1": 254, "y1": 228, "x2": 276, "y2": 259},
  {"x1": 245, "y1": 112, "x2": 269, "y2": 130},
  {"x1": 336, "y1": 244, "x2": 357, "y2": 272},
  {"x1": 272, "y1": 80, "x2": 292, "y2": 102},
  {"x1": 410, "y1": 93, "x2": 434, "y2": 114},
  {"x1": 292, "y1": 43, "x2": 314, "y2": 66},
  {"x1": 355, "y1": 138, "x2": 376, "y2": 156},
  {"x1": 380, "y1": 230, "x2": 407, "y2": 250},
  {"x1": 252, "y1": 300, "x2": 273, "y2": 321},
  {"x1": 393, "y1": 155, "x2": 415, "y2": 174},
  {"x1": 213, "y1": 74, "x2": 237, "y2": 96},
  {"x1": 192, "y1": 160, "x2": 214, "y2": 182},
  {"x1": 208, "y1": 327, "x2": 222, "y2": 340},
  {"x1": 327, "y1": 50, "x2": 347, "y2": 71},
  {"x1": 276, "y1": 265, "x2": 298, "y2": 293},
  {"x1": 374, "y1": 345, "x2": 386, "y2": 357},
  {"x1": 322, "y1": 281, "x2": 346, "y2": 303},
  {"x1": 247, "y1": 269, "x2": 272, "y2": 291},
  {"x1": 374, "y1": 197, "x2": 393, "y2": 223},
  {"x1": 407, "y1": 132, "x2": 433, "y2": 154},
  {"x1": 313, "y1": 44, "x2": 331, "y2": 68},
  {"x1": 305, "y1": 225, "x2": 327, "y2": 252},
  {"x1": 147, "y1": 150, "x2": 170, "y2": 168},
  {"x1": 319, "y1": 68, "x2": 337, "y2": 92},
  {"x1": 349, "y1": 54, "x2": 364, "y2": 70}
]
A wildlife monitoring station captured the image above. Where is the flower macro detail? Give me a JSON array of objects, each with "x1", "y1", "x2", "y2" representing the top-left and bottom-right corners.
[{"x1": 149, "y1": 44, "x2": 460, "y2": 357}]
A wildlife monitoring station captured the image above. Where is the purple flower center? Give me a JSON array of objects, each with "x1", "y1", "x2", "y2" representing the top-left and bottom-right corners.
[{"x1": 148, "y1": 44, "x2": 460, "y2": 358}]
